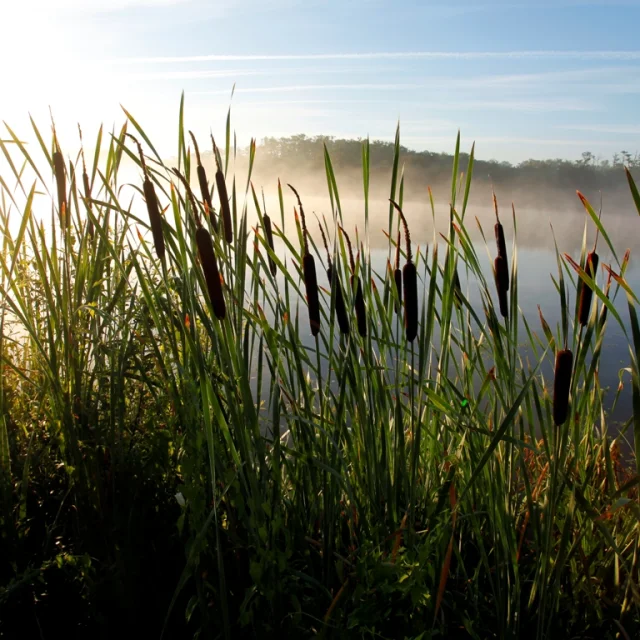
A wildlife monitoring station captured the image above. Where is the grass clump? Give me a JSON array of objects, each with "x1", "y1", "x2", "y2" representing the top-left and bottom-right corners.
[{"x1": 0, "y1": 101, "x2": 639, "y2": 640}]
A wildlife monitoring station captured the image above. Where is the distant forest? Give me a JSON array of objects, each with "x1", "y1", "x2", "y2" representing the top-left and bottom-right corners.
[{"x1": 230, "y1": 134, "x2": 640, "y2": 211}]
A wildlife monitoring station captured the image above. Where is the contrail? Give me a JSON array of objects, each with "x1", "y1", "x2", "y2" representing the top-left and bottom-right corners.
[{"x1": 106, "y1": 51, "x2": 640, "y2": 65}]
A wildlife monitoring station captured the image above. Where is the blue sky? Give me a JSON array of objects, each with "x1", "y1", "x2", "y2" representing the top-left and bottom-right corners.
[{"x1": 2, "y1": 0, "x2": 640, "y2": 163}]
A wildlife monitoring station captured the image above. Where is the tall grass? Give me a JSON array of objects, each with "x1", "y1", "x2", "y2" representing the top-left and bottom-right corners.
[{"x1": 1, "y1": 102, "x2": 639, "y2": 639}]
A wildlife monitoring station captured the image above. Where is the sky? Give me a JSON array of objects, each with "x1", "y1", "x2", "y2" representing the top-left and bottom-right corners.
[{"x1": 1, "y1": 0, "x2": 640, "y2": 163}]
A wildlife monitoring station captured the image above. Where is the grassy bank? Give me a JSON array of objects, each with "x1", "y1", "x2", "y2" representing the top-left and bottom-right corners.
[{"x1": 1, "y1": 101, "x2": 640, "y2": 639}]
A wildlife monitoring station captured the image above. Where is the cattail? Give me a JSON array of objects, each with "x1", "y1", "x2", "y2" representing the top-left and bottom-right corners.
[
  {"x1": 577, "y1": 251, "x2": 599, "y2": 326},
  {"x1": 320, "y1": 223, "x2": 349, "y2": 334},
  {"x1": 394, "y1": 230, "x2": 402, "y2": 313},
  {"x1": 494, "y1": 255, "x2": 509, "y2": 318},
  {"x1": 340, "y1": 226, "x2": 367, "y2": 338},
  {"x1": 128, "y1": 134, "x2": 165, "y2": 261},
  {"x1": 553, "y1": 348, "x2": 573, "y2": 426},
  {"x1": 403, "y1": 262, "x2": 418, "y2": 341},
  {"x1": 196, "y1": 226, "x2": 226, "y2": 320},
  {"x1": 53, "y1": 147, "x2": 67, "y2": 228},
  {"x1": 493, "y1": 192, "x2": 509, "y2": 290},
  {"x1": 190, "y1": 131, "x2": 218, "y2": 232},
  {"x1": 352, "y1": 274, "x2": 367, "y2": 338},
  {"x1": 390, "y1": 200, "x2": 418, "y2": 342},
  {"x1": 263, "y1": 213, "x2": 277, "y2": 277},
  {"x1": 211, "y1": 137, "x2": 232, "y2": 243},
  {"x1": 289, "y1": 184, "x2": 320, "y2": 336},
  {"x1": 329, "y1": 265, "x2": 350, "y2": 335},
  {"x1": 303, "y1": 254, "x2": 321, "y2": 336}
]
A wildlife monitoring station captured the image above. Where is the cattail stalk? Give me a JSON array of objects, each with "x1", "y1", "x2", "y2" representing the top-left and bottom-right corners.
[
  {"x1": 394, "y1": 230, "x2": 403, "y2": 313},
  {"x1": 211, "y1": 136, "x2": 232, "y2": 243},
  {"x1": 553, "y1": 349, "x2": 573, "y2": 426},
  {"x1": 78, "y1": 126, "x2": 93, "y2": 239},
  {"x1": 289, "y1": 185, "x2": 320, "y2": 336},
  {"x1": 128, "y1": 134, "x2": 165, "y2": 261}
]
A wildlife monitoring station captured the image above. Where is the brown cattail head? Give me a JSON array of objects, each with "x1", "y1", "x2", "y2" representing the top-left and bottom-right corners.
[
  {"x1": 493, "y1": 192, "x2": 509, "y2": 292},
  {"x1": 143, "y1": 178, "x2": 166, "y2": 261},
  {"x1": 403, "y1": 261, "x2": 418, "y2": 342},
  {"x1": 215, "y1": 169, "x2": 232, "y2": 243},
  {"x1": 494, "y1": 255, "x2": 509, "y2": 318},
  {"x1": 578, "y1": 251, "x2": 599, "y2": 326},
  {"x1": 494, "y1": 195, "x2": 508, "y2": 256},
  {"x1": 263, "y1": 213, "x2": 277, "y2": 277},
  {"x1": 211, "y1": 137, "x2": 232, "y2": 243},
  {"x1": 322, "y1": 224, "x2": 349, "y2": 334},
  {"x1": 53, "y1": 148, "x2": 67, "y2": 228},
  {"x1": 290, "y1": 185, "x2": 319, "y2": 335},
  {"x1": 303, "y1": 254, "x2": 321, "y2": 336},
  {"x1": 128, "y1": 134, "x2": 165, "y2": 260},
  {"x1": 328, "y1": 265, "x2": 350, "y2": 335},
  {"x1": 196, "y1": 226, "x2": 226, "y2": 320},
  {"x1": 553, "y1": 348, "x2": 573, "y2": 426},
  {"x1": 351, "y1": 275, "x2": 367, "y2": 338},
  {"x1": 390, "y1": 201, "x2": 418, "y2": 341}
]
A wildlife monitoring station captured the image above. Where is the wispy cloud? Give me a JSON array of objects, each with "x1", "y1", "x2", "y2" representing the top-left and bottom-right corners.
[
  {"x1": 127, "y1": 67, "x2": 356, "y2": 81},
  {"x1": 188, "y1": 88, "x2": 597, "y2": 112},
  {"x1": 112, "y1": 50, "x2": 640, "y2": 65},
  {"x1": 557, "y1": 124, "x2": 640, "y2": 134},
  {"x1": 191, "y1": 83, "x2": 423, "y2": 95}
]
